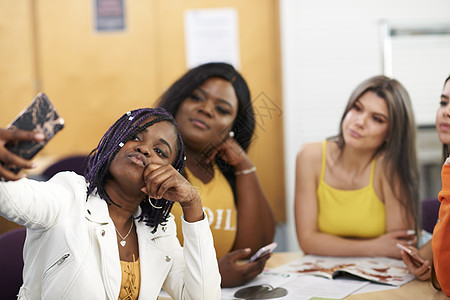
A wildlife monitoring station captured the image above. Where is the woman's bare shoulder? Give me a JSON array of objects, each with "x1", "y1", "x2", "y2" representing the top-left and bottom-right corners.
[
  {"x1": 296, "y1": 142, "x2": 324, "y2": 167},
  {"x1": 295, "y1": 142, "x2": 322, "y2": 193},
  {"x1": 297, "y1": 142, "x2": 322, "y2": 157}
]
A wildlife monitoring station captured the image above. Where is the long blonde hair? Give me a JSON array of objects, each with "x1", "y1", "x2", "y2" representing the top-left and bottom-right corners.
[{"x1": 335, "y1": 75, "x2": 420, "y2": 233}]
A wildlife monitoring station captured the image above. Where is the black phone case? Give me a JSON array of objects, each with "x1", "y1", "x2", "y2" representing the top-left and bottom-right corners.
[{"x1": 5, "y1": 93, "x2": 64, "y2": 173}]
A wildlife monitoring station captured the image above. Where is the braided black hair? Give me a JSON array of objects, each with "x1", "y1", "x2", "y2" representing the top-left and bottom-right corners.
[{"x1": 85, "y1": 107, "x2": 185, "y2": 232}]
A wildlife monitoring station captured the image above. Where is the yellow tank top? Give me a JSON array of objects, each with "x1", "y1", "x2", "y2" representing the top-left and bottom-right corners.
[
  {"x1": 171, "y1": 164, "x2": 237, "y2": 259},
  {"x1": 119, "y1": 256, "x2": 140, "y2": 300},
  {"x1": 317, "y1": 141, "x2": 386, "y2": 238}
]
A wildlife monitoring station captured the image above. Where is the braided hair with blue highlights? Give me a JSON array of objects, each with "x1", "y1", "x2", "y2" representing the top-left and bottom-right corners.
[{"x1": 85, "y1": 107, "x2": 185, "y2": 232}]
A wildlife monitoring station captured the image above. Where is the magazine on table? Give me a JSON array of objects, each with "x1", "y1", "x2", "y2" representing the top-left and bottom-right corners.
[{"x1": 271, "y1": 255, "x2": 415, "y2": 287}]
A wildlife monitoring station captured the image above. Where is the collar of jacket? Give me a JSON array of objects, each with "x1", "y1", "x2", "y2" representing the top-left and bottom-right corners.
[{"x1": 83, "y1": 194, "x2": 174, "y2": 239}]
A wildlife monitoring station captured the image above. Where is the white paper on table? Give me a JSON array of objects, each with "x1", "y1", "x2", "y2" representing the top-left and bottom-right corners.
[
  {"x1": 352, "y1": 282, "x2": 398, "y2": 294},
  {"x1": 221, "y1": 271, "x2": 369, "y2": 300}
]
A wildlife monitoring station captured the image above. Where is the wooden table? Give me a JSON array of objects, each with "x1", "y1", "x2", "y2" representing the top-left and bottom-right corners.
[
  {"x1": 267, "y1": 252, "x2": 449, "y2": 299},
  {"x1": 160, "y1": 252, "x2": 449, "y2": 299}
]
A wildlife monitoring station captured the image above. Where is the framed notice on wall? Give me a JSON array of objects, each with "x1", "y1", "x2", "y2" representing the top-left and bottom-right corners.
[
  {"x1": 94, "y1": 0, "x2": 126, "y2": 32},
  {"x1": 184, "y1": 8, "x2": 240, "y2": 69}
]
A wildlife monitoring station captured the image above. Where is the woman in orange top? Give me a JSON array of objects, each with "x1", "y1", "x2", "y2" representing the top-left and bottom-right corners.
[
  {"x1": 432, "y1": 75, "x2": 450, "y2": 296},
  {"x1": 401, "y1": 75, "x2": 450, "y2": 282},
  {"x1": 433, "y1": 154, "x2": 450, "y2": 296}
]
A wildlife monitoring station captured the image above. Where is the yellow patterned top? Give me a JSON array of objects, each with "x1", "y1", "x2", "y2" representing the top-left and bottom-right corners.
[
  {"x1": 119, "y1": 256, "x2": 140, "y2": 300},
  {"x1": 171, "y1": 164, "x2": 237, "y2": 259}
]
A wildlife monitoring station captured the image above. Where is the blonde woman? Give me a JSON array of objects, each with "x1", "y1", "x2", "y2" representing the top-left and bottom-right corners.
[{"x1": 295, "y1": 76, "x2": 419, "y2": 258}]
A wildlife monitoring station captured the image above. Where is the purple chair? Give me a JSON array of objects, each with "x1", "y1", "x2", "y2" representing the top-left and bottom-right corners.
[
  {"x1": 41, "y1": 155, "x2": 87, "y2": 180},
  {"x1": 0, "y1": 227, "x2": 26, "y2": 299},
  {"x1": 422, "y1": 198, "x2": 441, "y2": 234}
]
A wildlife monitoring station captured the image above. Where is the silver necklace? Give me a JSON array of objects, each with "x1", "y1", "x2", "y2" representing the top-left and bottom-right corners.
[{"x1": 115, "y1": 220, "x2": 133, "y2": 247}]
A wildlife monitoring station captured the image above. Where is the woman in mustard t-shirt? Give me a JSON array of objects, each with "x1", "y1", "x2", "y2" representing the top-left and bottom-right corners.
[
  {"x1": 158, "y1": 63, "x2": 276, "y2": 287},
  {"x1": 294, "y1": 75, "x2": 419, "y2": 259}
]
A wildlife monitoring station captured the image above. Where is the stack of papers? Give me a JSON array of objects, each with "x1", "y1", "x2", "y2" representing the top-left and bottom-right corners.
[{"x1": 221, "y1": 255, "x2": 414, "y2": 300}]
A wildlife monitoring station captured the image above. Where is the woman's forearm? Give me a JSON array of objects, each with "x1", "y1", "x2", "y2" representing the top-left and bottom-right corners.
[{"x1": 232, "y1": 171, "x2": 275, "y2": 252}]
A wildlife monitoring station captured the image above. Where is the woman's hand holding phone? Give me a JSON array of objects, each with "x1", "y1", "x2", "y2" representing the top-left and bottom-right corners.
[
  {"x1": 247, "y1": 242, "x2": 277, "y2": 263},
  {"x1": 1, "y1": 93, "x2": 64, "y2": 180},
  {"x1": 397, "y1": 243, "x2": 432, "y2": 281},
  {"x1": 0, "y1": 129, "x2": 45, "y2": 181},
  {"x1": 396, "y1": 243, "x2": 425, "y2": 264}
]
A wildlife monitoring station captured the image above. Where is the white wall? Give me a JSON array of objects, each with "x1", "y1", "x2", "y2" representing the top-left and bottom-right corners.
[{"x1": 280, "y1": 0, "x2": 450, "y2": 251}]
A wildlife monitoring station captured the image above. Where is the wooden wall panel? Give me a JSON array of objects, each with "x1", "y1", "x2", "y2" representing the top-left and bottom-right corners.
[
  {"x1": 34, "y1": 0, "x2": 162, "y2": 155},
  {"x1": 0, "y1": 0, "x2": 285, "y2": 234},
  {"x1": 155, "y1": 0, "x2": 286, "y2": 222},
  {"x1": 0, "y1": 0, "x2": 35, "y2": 124}
]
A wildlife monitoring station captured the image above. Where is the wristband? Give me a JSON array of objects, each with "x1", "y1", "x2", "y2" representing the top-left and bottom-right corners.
[{"x1": 234, "y1": 166, "x2": 256, "y2": 176}]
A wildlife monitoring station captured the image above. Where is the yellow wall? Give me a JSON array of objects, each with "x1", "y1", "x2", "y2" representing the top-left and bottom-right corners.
[
  {"x1": 0, "y1": 0, "x2": 285, "y2": 232},
  {"x1": 1, "y1": 1, "x2": 36, "y2": 123}
]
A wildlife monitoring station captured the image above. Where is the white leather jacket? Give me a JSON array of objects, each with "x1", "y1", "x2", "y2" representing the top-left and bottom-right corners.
[{"x1": 0, "y1": 172, "x2": 221, "y2": 299}]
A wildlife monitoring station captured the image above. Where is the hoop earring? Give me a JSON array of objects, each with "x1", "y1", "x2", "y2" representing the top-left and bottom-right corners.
[{"x1": 149, "y1": 198, "x2": 163, "y2": 209}]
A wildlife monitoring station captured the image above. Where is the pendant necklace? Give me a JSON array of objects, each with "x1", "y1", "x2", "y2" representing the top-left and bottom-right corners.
[{"x1": 115, "y1": 220, "x2": 134, "y2": 247}]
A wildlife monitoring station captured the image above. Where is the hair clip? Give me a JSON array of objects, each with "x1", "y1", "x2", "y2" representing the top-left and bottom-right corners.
[
  {"x1": 119, "y1": 142, "x2": 124, "y2": 148},
  {"x1": 128, "y1": 116, "x2": 134, "y2": 121},
  {"x1": 126, "y1": 111, "x2": 131, "y2": 116}
]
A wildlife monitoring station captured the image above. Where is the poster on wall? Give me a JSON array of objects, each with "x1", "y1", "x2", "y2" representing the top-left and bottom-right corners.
[
  {"x1": 184, "y1": 8, "x2": 240, "y2": 69},
  {"x1": 94, "y1": 0, "x2": 126, "y2": 32}
]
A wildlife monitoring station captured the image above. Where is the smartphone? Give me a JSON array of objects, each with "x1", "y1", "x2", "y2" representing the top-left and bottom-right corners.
[
  {"x1": 4, "y1": 93, "x2": 64, "y2": 173},
  {"x1": 396, "y1": 243, "x2": 425, "y2": 264},
  {"x1": 248, "y1": 242, "x2": 277, "y2": 263}
]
